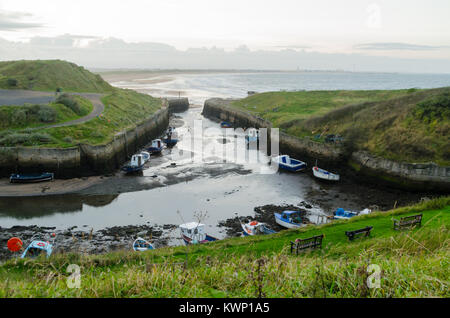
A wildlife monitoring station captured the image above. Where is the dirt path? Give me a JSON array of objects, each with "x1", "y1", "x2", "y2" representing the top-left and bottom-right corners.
[{"x1": 0, "y1": 89, "x2": 105, "y2": 129}]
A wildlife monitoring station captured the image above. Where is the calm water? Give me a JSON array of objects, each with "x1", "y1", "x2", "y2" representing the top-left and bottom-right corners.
[
  {"x1": 1, "y1": 71, "x2": 446, "y2": 238},
  {"x1": 112, "y1": 71, "x2": 450, "y2": 104}
]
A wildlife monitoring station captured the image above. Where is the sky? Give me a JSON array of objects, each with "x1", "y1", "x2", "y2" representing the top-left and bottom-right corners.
[{"x1": 0, "y1": 0, "x2": 449, "y2": 72}]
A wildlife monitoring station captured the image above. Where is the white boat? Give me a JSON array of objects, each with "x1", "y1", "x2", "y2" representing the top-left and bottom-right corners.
[
  {"x1": 312, "y1": 166, "x2": 340, "y2": 181},
  {"x1": 274, "y1": 211, "x2": 303, "y2": 229},
  {"x1": 121, "y1": 153, "x2": 145, "y2": 173},
  {"x1": 241, "y1": 221, "x2": 277, "y2": 236},
  {"x1": 179, "y1": 222, "x2": 218, "y2": 245},
  {"x1": 271, "y1": 155, "x2": 307, "y2": 172}
]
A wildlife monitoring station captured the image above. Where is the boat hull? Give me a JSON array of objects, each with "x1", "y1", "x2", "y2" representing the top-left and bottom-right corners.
[
  {"x1": 312, "y1": 167, "x2": 340, "y2": 181},
  {"x1": 10, "y1": 173, "x2": 54, "y2": 184},
  {"x1": 147, "y1": 147, "x2": 163, "y2": 155},
  {"x1": 274, "y1": 214, "x2": 302, "y2": 229},
  {"x1": 181, "y1": 234, "x2": 218, "y2": 245}
]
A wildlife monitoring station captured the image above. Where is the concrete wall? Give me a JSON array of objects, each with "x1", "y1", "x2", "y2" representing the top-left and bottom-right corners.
[
  {"x1": 167, "y1": 98, "x2": 189, "y2": 113},
  {"x1": 0, "y1": 108, "x2": 169, "y2": 178},
  {"x1": 202, "y1": 98, "x2": 450, "y2": 192}
]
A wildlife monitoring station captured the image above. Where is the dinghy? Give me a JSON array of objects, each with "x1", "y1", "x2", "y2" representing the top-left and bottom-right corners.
[
  {"x1": 179, "y1": 222, "x2": 218, "y2": 245},
  {"x1": 312, "y1": 166, "x2": 340, "y2": 181},
  {"x1": 132, "y1": 237, "x2": 154, "y2": 251},
  {"x1": 220, "y1": 121, "x2": 232, "y2": 128},
  {"x1": 21, "y1": 240, "x2": 53, "y2": 258},
  {"x1": 274, "y1": 211, "x2": 303, "y2": 229},
  {"x1": 333, "y1": 208, "x2": 372, "y2": 219},
  {"x1": 147, "y1": 139, "x2": 163, "y2": 155},
  {"x1": 121, "y1": 153, "x2": 145, "y2": 174},
  {"x1": 10, "y1": 172, "x2": 54, "y2": 183},
  {"x1": 272, "y1": 155, "x2": 307, "y2": 172},
  {"x1": 241, "y1": 220, "x2": 277, "y2": 236}
]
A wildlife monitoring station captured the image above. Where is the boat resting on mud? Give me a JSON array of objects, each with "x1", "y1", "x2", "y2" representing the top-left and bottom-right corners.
[
  {"x1": 179, "y1": 222, "x2": 218, "y2": 245},
  {"x1": 312, "y1": 166, "x2": 340, "y2": 181},
  {"x1": 274, "y1": 211, "x2": 303, "y2": 229},
  {"x1": 10, "y1": 172, "x2": 54, "y2": 183},
  {"x1": 241, "y1": 220, "x2": 277, "y2": 236},
  {"x1": 132, "y1": 237, "x2": 154, "y2": 251},
  {"x1": 272, "y1": 155, "x2": 307, "y2": 172}
]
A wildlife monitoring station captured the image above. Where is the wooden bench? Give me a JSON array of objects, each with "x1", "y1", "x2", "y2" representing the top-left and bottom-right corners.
[
  {"x1": 393, "y1": 214, "x2": 422, "y2": 230},
  {"x1": 345, "y1": 226, "x2": 373, "y2": 241},
  {"x1": 290, "y1": 234, "x2": 324, "y2": 254}
]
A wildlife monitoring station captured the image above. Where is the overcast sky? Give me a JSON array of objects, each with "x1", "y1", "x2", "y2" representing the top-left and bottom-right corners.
[{"x1": 0, "y1": 0, "x2": 449, "y2": 72}]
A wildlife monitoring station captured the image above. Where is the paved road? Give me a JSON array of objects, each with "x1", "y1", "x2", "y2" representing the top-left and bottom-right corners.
[{"x1": 0, "y1": 89, "x2": 105, "y2": 129}]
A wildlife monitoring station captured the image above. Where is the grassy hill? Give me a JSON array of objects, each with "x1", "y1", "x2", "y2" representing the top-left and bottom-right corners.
[
  {"x1": 231, "y1": 88, "x2": 450, "y2": 165},
  {"x1": 0, "y1": 60, "x2": 113, "y2": 93},
  {"x1": 0, "y1": 60, "x2": 163, "y2": 147},
  {"x1": 0, "y1": 196, "x2": 448, "y2": 297}
]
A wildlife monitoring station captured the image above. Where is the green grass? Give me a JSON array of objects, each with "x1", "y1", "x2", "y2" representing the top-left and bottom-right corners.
[
  {"x1": 231, "y1": 87, "x2": 450, "y2": 165},
  {"x1": 0, "y1": 60, "x2": 163, "y2": 147},
  {"x1": 0, "y1": 197, "x2": 448, "y2": 297},
  {"x1": 0, "y1": 60, "x2": 113, "y2": 93},
  {"x1": 37, "y1": 88, "x2": 162, "y2": 147}
]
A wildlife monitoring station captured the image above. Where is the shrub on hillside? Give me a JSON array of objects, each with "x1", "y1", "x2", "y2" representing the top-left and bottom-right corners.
[
  {"x1": 0, "y1": 131, "x2": 52, "y2": 146},
  {"x1": 11, "y1": 109, "x2": 27, "y2": 125},
  {"x1": 6, "y1": 78, "x2": 18, "y2": 87},
  {"x1": 414, "y1": 93, "x2": 450, "y2": 123},
  {"x1": 37, "y1": 106, "x2": 57, "y2": 122},
  {"x1": 56, "y1": 94, "x2": 81, "y2": 115}
]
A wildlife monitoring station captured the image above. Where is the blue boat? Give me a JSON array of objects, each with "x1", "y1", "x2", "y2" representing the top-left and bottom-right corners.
[
  {"x1": 163, "y1": 137, "x2": 178, "y2": 147},
  {"x1": 121, "y1": 154, "x2": 145, "y2": 174},
  {"x1": 333, "y1": 208, "x2": 358, "y2": 219},
  {"x1": 147, "y1": 139, "x2": 163, "y2": 155},
  {"x1": 10, "y1": 172, "x2": 54, "y2": 183},
  {"x1": 241, "y1": 221, "x2": 277, "y2": 236},
  {"x1": 220, "y1": 121, "x2": 232, "y2": 128},
  {"x1": 271, "y1": 155, "x2": 307, "y2": 172},
  {"x1": 21, "y1": 240, "x2": 53, "y2": 259},
  {"x1": 274, "y1": 211, "x2": 303, "y2": 229},
  {"x1": 132, "y1": 237, "x2": 154, "y2": 251}
]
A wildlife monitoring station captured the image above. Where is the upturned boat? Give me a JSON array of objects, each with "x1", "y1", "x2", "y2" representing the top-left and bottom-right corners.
[
  {"x1": 179, "y1": 222, "x2": 218, "y2": 245},
  {"x1": 220, "y1": 121, "x2": 232, "y2": 128},
  {"x1": 272, "y1": 155, "x2": 307, "y2": 172}
]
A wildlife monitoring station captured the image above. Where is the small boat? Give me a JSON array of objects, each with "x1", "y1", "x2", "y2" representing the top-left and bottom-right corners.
[
  {"x1": 241, "y1": 220, "x2": 277, "y2": 236},
  {"x1": 220, "y1": 121, "x2": 232, "y2": 128},
  {"x1": 10, "y1": 172, "x2": 54, "y2": 184},
  {"x1": 140, "y1": 151, "x2": 151, "y2": 164},
  {"x1": 245, "y1": 129, "x2": 259, "y2": 144},
  {"x1": 312, "y1": 166, "x2": 340, "y2": 181},
  {"x1": 21, "y1": 239, "x2": 53, "y2": 259},
  {"x1": 274, "y1": 211, "x2": 303, "y2": 229},
  {"x1": 132, "y1": 237, "x2": 154, "y2": 251},
  {"x1": 147, "y1": 139, "x2": 163, "y2": 155},
  {"x1": 179, "y1": 222, "x2": 218, "y2": 245},
  {"x1": 162, "y1": 137, "x2": 178, "y2": 147},
  {"x1": 272, "y1": 155, "x2": 307, "y2": 172},
  {"x1": 121, "y1": 153, "x2": 145, "y2": 174},
  {"x1": 333, "y1": 208, "x2": 372, "y2": 219}
]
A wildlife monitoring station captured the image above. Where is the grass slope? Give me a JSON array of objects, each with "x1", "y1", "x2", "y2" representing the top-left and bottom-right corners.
[
  {"x1": 231, "y1": 87, "x2": 450, "y2": 165},
  {"x1": 0, "y1": 60, "x2": 163, "y2": 147},
  {"x1": 0, "y1": 60, "x2": 113, "y2": 93},
  {"x1": 0, "y1": 197, "x2": 448, "y2": 297}
]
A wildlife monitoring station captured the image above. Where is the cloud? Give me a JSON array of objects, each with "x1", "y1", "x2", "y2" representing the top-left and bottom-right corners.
[
  {"x1": 0, "y1": 10, "x2": 43, "y2": 31},
  {"x1": 354, "y1": 42, "x2": 448, "y2": 51},
  {"x1": 1, "y1": 35, "x2": 450, "y2": 73}
]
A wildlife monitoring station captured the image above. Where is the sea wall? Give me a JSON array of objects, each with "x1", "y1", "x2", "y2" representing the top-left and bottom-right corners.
[
  {"x1": 202, "y1": 98, "x2": 345, "y2": 165},
  {"x1": 0, "y1": 108, "x2": 169, "y2": 178},
  {"x1": 202, "y1": 98, "x2": 450, "y2": 192},
  {"x1": 167, "y1": 98, "x2": 189, "y2": 113}
]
